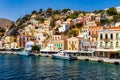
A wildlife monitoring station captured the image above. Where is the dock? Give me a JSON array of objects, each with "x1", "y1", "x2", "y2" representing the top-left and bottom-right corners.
[
  {"x1": 77, "y1": 56, "x2": 120, "y2": 64},
  {"x1": 0, "y1": 51, "x2": 17, "y2": 55}
]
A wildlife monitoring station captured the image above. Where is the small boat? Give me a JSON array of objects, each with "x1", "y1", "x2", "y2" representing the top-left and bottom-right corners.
[
  {"x1": 18, "y1": 50, "x2": 34, "y2": 56},
  {"x1": 52, "y1": 50, "x2": 77, "y2": 60}
]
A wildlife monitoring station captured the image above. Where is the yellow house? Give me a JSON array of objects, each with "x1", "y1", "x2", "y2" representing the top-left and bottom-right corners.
[
  {"x1": 52, "y1": 35, "x2": 67, "y2": 50},
  {"x1": 4, "y1": 36, "x2": 18, "y2": 48},
  {"x1": 67, "y1": 37, "x2": 82, "y2": 51}
]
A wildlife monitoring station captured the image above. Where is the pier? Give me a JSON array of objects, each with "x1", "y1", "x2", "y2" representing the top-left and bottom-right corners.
[{"x1": 77, "y1": 56, "x2": 120, "y2": 64}]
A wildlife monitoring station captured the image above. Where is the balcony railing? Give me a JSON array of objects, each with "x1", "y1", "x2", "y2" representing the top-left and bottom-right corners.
[
  {"x1": 103, "y1": 38, "x2": 110, "y2": 42},
  {"x1": 100, "y1": 46, "x2": 114, "y2": 49},
  {"x1": 91, "y1": 34, "x2": 98, "y2": 38}
]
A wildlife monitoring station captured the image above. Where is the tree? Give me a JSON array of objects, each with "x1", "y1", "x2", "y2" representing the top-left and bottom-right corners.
[
  {"x1": 39, "y1": 18, "x2": 45, "y2": 23},
  {"x1": 31, "y1": 45, "x2": 40, "y2": 52},
  {"x1": 106, "y1": 7, "x2": 117, "y2": 16},
  {"x1": 62, "y1": 8, "x2": 70, "y2": 13},
  {"x1": 22, "y1": 14, "x2": 30, "y2": 21},
  {"x1": 32, "y1": 10, "x2": 38, "y2": 14},
  {"x1": 0, "y1": 27, "x2": 5, "y2": 32},
  {"x1": 69, "y1": 11, "x2": 79, "y2": 19},
  {"x1": 100, "y1": 18, "x2": 112, "y2": 25},
  {"x1": 46, "y1": 8, "x2": 53, "y2": 14},
  {"x1": 54, "y1": 10, "x2": 60, "y2": 14},
  {"x1": 93, "y1": 10, "x2": 104, "y2": 14},
  {"x1": 39, "y1": 8, "x2": 43, "y2": 14},
  {"x1": 112, "y1": 14, "x2": 120, "y2": 22}
]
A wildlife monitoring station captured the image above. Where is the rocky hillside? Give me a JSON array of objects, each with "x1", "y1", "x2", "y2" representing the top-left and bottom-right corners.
[
  {"x1": 0, "y1": 18, "x2": 18, "y2": 38},
  {"x1": 0, "y1": 18, "x2": 13, "y2": 29}
]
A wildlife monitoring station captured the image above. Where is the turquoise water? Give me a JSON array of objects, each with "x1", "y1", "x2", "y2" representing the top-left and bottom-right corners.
[{"x1": 0, "y1": 54, "x2": 120, "y2": 80}]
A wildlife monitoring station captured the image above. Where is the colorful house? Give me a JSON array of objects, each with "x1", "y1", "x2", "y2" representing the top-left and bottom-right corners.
[
  {"x1": 67, "y1": 37, "x2": 81, "y2": 51},
  {"x1": 52, "y1": 35, "x2": 67, "y2": 50},
  {"x1": 88, "y1": 26, "x2": 103, "y2": 44}
]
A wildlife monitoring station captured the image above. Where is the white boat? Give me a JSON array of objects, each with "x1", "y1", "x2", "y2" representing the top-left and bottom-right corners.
[
  {"x1": 18, "y1": 50, "x2": 34, "y2": 56},
  {"x1": 52, "y1": 50, "x2": 77, "y2": 60}
]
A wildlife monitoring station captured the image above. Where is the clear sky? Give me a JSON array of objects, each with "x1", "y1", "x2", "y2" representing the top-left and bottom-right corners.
[{"x1": 0, "y1": 0, "x2": 120, "y2": 21}]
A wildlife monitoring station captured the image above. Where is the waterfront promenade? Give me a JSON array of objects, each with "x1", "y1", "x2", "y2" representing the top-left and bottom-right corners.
[
  {"x1": 77, "y1": 56, "x2": 120, "y2": 64},
  {"x1": 0, "y1": 51, "x2": 120, "y2": 64}
]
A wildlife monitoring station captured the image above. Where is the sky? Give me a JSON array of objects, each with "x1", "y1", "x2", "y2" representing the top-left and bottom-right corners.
[{"x1": 0, "y1": 0, "x2": 120, "y2": 21}]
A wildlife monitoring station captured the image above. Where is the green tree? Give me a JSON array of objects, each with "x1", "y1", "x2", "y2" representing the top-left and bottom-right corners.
[
  {"x1": 39, "y1": 18, "x2": 45, "y2": 23},
  {"x1": 62, "y1": 8, "x2": 70, "y2": 13},
  {"x1": 46, "y1": 8, "x2": 53, "y2": 14},
  {"x1": 31, "y1": 45, "x2": 40, "y2": 52},
  {"x1": 32, "y1": 10, "x2": 38, "y2": 14},
  {"x1": 100, "y1": 18, "x2": 112, "y2": 25},
  {"x1": 112, "y1": 14, "x2": 120, "y2": 22},
  {"x1": 54, "y1": 10, "x2": 60, "y2": 14},
  {"x1": 0, "y1": 27, "x2": 5, "y2": 32},
  {"x1": 106, "y1": 7, "x2": 117, "y2": 16},
  {"x1": 39, "y1": 8, "x2": 43, "y2": 14},
  {"x1": 69, "y1": 11, "x2": 79, "y2": 19},
  {"x1": 93, "y1": 10, "x2": 104, "y2": 14}
]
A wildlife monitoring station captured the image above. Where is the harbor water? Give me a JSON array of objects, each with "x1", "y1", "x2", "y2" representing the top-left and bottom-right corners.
[{"x1": 0, "y1": 54, "x2": 120, "y2": 80}]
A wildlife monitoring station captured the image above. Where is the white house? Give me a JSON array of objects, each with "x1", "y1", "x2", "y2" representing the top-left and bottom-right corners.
[
  {"x1": 36, "y1": 32, "x2": 47, "y2": 46},
  {"x1": 59, "y1": 23, "x2": 70, "y2": 32},
  {"x1": 115, "y1": 22, "x2": 120, "y2": 27},
  {"x1": 33, "y1": 20, "x2": 39, "y2": 26}
]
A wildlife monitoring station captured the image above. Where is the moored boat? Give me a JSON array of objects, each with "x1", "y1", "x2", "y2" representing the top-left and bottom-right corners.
[
  {"x1": 18, "y1": 50, "x2": 34, "y2": 56},
  {"x1": 52, "y1": 50, "x2": 77, "y2": 60}
]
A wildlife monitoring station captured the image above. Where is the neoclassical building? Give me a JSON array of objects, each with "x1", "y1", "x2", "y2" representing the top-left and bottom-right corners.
[{"x1": 97, "y1": 29, "x2": 120, "y2": 58}]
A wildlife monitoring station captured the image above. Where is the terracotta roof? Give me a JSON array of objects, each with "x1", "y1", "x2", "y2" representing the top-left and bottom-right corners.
[{"x1": 108, "y1": 26, "x2": 120, "y2": 30}]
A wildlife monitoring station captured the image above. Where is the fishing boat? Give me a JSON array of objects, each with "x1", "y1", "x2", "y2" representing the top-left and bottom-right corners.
[{"x1": 52, "y1": 50, "x2": 77, "y2": 60}]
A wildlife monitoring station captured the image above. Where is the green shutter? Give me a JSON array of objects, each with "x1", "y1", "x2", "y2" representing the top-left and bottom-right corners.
[
  {"x1": 116, "y1": 42, "x2": 119, "y2": 48},
  {"x1": 116, "y1": 33, "x2": 119, "y2": 39}
]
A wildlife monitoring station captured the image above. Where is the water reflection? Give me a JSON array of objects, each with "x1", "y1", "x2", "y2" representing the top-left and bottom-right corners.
[{"x1": 0, "y1": 54, "x2": 120, "y2": 80}]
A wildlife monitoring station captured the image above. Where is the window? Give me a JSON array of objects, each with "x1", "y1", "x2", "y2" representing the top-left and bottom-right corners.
[
  {"x1": 116, "y1": 42, "x2": 119, "y2": 48},
  {"x1": 19, "y1": 38, "x2": 22, "y2": 41},
  {"x1": 100, "y1": 34, "x2": 103, "y2": 40},
  {"x1": 100, "y1": 42, "x2": 102, "y2": 48},
  {"x1": 116, "y1": 33, "x2": 119, "y2": 40},
  {"x1": 58, "y1": 37, "x2": 60, "y2": 40},
  {"x1": 105, "y1": 34, "x2": 108, "y2": 39},
  {"x1": 69, "y1": 48, "x2": 71, "y2": 50},
  {"x1": 110, "y1": 42, "x2": 113, "y2": 48},
  {"x1": 89, "y1": 32, "x2": 90, "y2": 35},
  {"x1": 23, "y1": 38, "x2": 25, "y2": 41},
  {"x1": 110, "y1": 34, "x2": 113, "y2": 40},
  {"x1": 105, "y1": 42, "x2": 108, "y2": 48},
  {"x1": 92, "y1": 31, "x2": 94, "y2": 34},
  {"x1": 72, "y1": 41, "x2": 74, "y2": 45}
]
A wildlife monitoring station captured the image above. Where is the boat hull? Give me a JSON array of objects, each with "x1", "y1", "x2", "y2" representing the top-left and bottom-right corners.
[{"x1": 18, "y1": 51, "x2": 29, "y2": 56}]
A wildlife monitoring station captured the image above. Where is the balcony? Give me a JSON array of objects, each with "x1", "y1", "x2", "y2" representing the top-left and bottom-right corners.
[
  {"x1": 100, "y1": 46, "x2": 114, "y2": 49},
  {"x1": 91, "y1": 34, "x2": 98, "y2": 38},
  {"x1": 103, "y1": 46, "x2": 110, "y2": 49},
  {"x1": 103, "y1": 38, "x2": 110, "y2": 42}
]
